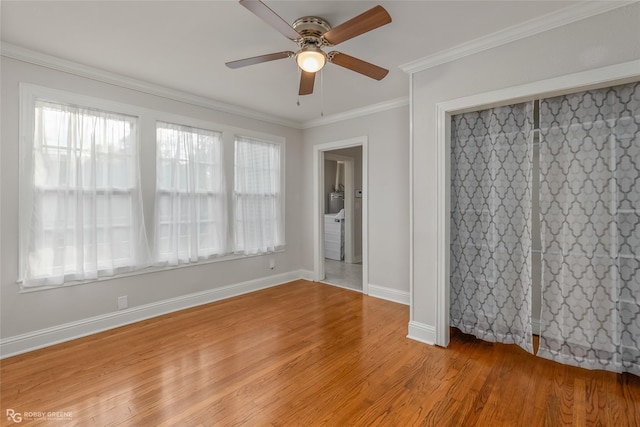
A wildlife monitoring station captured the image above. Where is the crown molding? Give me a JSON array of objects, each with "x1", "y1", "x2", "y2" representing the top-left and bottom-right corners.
[
  {"x1": 1, "y1": 42, "x2": 303, "y2": 129},
  {"x1": 301, "y1": 96, "x2": 409, "y2": 129},
  {"x1": 400, "y1": 0, "x2": 637, "y2": 74},
  {"x1": 2, "y1": 42, "x2": 409, "y2": 130}
]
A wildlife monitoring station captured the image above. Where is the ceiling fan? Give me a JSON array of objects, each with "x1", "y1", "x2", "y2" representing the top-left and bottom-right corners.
[{"x1": 226, "y1": 0, "x2": 392, "y2": 96}]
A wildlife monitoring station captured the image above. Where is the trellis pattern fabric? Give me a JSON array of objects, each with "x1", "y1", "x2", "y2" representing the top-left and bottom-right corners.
[
  {"x1": 450, "y1": 102, "x2": 534, "y2": 353},
  {"x1": 538, "y1": 82, "x2": 640, "y2": 375}
]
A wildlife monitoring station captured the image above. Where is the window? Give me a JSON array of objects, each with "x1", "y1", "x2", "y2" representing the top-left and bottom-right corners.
[
  {"x1": 155, "y1": 121, "x2": 227, "y2": 264},
  {"x1": 21, "y1": 99, "x2": 150, "y2": 287},
  {"x1": 19, "y1": 85, "x2": 287, "y2": 289},
  {"x1": 233, "y1": 136, "x2": 284, "y2": 254}
]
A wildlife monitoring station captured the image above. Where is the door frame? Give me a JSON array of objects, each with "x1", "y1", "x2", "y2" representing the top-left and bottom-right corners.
[
  {"x1": 433, "y1": 60, "x2": 640, "y2": 347},
  {"x1": 313, "y1": 136, "x2": 368, "y2": 294}
]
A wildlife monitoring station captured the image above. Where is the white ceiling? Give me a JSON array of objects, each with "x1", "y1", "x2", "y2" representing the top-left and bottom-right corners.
[{"x1": 1, "y1": 1, "x2": 580, "y2": 125}]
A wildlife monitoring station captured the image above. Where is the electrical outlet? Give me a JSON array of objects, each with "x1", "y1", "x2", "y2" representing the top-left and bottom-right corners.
[
  {"x1": 269, "y1": 258, "x2": 275, "y2": 270},
  {"x1": 117, "y1": 295, "x2": 128, "y2": 310}
]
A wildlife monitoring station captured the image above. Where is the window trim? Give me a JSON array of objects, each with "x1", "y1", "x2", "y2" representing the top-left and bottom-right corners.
[
  {"x1": 18, "y1": 84, "x2": 287, "y2": 291},
  {"x1": 19, "y1": 85, "x2": 148, "y2": 285},
  {"x1": 154, "y1": 120, "x2": 227, "y2": 263},
  {"x1": 232, "y1": 134, "x2": 286, "y2": 254}
]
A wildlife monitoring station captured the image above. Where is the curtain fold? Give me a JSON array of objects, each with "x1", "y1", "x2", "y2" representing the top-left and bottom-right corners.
[
  {"x1": 233, "y1": 136, "x2": 283, "y2": 255},
  {"x1": 155, "y1": 122, "x2": 227, "y2": 265},
  {"x1": 22, "y1": 100, "x2": 150, "y2": 287},
  {"x1": 538, "y1": 82, "x2": 640, "y2": 375},
  {"x1": 450, "y1": 102, "x2": 534, "y2": 353}
]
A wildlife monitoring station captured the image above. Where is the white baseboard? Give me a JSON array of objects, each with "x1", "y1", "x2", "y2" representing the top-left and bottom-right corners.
[
  {"x1": 407, "y1": 320, "x2": 437, "y2": 345},
  {"x1": 367, "y1": 284, "x2": 410, "y2": 305},
  {"x1": 299, "y1": 269, "x2": 315, "y2": 281},
  {"x1": 406, "y1": 319, "x2": 541, "y2": 348},
  {"x1": 532, "y1": 317, "x2": 540, "y2": 335},
  {"x1": 0, "y1": 270, "x2": 307, "y2": 359}
]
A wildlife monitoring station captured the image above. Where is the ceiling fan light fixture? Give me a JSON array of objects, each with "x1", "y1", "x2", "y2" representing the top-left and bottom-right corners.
[{"x1": 296, "y1": 47, "x2": 326, "y2": 73}]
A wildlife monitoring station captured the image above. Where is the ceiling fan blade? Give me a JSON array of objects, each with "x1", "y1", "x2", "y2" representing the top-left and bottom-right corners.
[
  {"x1": 239, "y1": 0, "x2": 301, "y2": 41},
  {"x1": 299, "y1": 71, "x2": 316, "y2": 95},
  {"x1": 322, "y1": 5, "x2": 391, "y2": 46},
  {"x1": 226, "y1": 51, "x2": 294, "y2": 69},
  {"x1": 328, "y1": 52, "x2": 389, "y2": 80}
]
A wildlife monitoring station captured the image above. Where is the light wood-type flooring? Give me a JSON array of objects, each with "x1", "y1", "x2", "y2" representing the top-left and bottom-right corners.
[{"x1": 1, "y1": 280, "x2": 639, "y2": 426}]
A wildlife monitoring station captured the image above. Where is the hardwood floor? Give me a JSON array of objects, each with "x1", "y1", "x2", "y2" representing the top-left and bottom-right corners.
[{"x1": 1, "y1": 280, "x2": 639, "y2": 426}]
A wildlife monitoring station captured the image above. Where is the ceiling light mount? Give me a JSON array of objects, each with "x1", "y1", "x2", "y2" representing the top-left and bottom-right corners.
[{"x1": 292, "y1": 16, "x2": 332, "y2": 73}]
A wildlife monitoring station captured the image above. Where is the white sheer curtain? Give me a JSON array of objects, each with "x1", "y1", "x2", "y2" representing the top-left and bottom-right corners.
[
  {"x1": 233, "y1": 136, "x2": 284, "y2": 255},
  {"x1": 538, "y1": 82, "x2": 640, "y2": 375},
  {"x1": 450, "y1": 102, "x2": 534, "y2": 353},
  {"x1": 21, "y1": 100, "x2": 150, "y2": 287},
  {"x1": 155, "y1": 122, "x2": 227, "y2": 264}
]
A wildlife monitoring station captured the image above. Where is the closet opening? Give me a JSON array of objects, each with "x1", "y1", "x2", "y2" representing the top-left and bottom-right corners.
[
  {"x1": 435, "y1": 61, "x2": 639, "y2": 349},
  {"x1": 446, "y1": 78, "x2": 639, "y2": 376}
]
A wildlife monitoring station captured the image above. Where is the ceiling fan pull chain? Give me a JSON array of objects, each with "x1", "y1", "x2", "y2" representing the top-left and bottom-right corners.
[
  {"x1": 320, "y1": 69, "x2": 324, "y2": 117},
  {"x1": 297, "y1": 67, "x2": 301, "y2": 106}
]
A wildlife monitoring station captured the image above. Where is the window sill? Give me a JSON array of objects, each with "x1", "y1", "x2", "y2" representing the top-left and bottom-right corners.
[{"x1": 17, "y1": 248, "x2": 286, "y2": 293}]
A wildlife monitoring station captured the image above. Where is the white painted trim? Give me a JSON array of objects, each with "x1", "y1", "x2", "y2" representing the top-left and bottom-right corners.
[
  {"x1": 435, "y1": 103, "x2": 451, "y2": 348},
  {"x1": 302, "y1": 97, "x2": 409, "y2": 129},
  {"x1": 299, "y1": 269, "x2": 315, "y2": 281},
  {"x1": 2, "y1": 42, "x2": 408, "y2": 129},
  {"x1": 313, "y1": 149, "x2": 324, "y2": 282},
  {"x1": 532, "y1": 318, "x2": 541, "y2": 336},
  {"x1": 0, "y1": 270, "x2": 307, "y2": 358},
  {"x1": 368, "y1": 284, "x2": 410, "y2": 306},
  {"x1": 400, "y1": 1, "x2": 635, "y2": 74},
  {"x1": 313, "y1": 137, "x2": 368, "y2": 295},
  {"x1": 434, "y1": 60, "x2": 640, "y2": 348},
  {"x1": 408, "y1": 73, "x2": 415, "y2": 325},
  {"x1": 1, "y1": 42, "x2": 300, "y2": 129},
  {"x1": 407, "y1": 321, "x2": 436, "y2": 346}
]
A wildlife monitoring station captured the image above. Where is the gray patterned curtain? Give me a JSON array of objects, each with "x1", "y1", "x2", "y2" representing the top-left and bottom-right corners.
[
  {"x1": 538, "y1": 82, "x2": 640, "y2": 375},
  {"x1": 450, "y1": 102, "x2": 534, "y2": 353}
]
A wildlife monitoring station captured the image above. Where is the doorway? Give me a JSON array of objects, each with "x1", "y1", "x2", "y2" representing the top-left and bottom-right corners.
[{"x1": 313, "y1": 137, "x2": 368, "y2": 294}]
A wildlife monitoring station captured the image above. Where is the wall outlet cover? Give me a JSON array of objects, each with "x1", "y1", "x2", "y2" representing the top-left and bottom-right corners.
[{"x1": 117, "y1": 295, "x2": 128, "y2": 310}]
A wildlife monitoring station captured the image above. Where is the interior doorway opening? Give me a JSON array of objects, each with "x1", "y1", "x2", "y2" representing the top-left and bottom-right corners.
[{"x1": 313, "y1": 137, "x2": 368, "y2": 294}]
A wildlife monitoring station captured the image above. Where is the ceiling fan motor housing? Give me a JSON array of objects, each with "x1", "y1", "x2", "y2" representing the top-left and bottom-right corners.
[{"x1": 293, "y1": 16, "x2": 332, "y2": 48}]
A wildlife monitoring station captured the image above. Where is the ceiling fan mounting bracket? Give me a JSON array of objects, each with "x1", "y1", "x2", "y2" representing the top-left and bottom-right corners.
[{"x1": 292, "y1": 16, "x2": 332, "y2": 48}]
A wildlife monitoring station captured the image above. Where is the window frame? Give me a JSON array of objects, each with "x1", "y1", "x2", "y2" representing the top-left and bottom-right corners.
[
  {"x1": 18, "y1": 84, "x2": 287, "y2": 291},
  {"x1": 19, "y1": 85, "x2": 148, "y2": 286},
  {"x1": 232, "y1": 134, "x2": 286, "y2": 254},
  {"x1": 154, "y1": 119, "x2": 227, "y2": 264}
]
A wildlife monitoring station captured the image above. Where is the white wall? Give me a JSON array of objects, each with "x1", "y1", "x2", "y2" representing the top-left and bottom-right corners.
[
  {"x1": 410, "y1": 4, "x2": 640, "y2": 337},
  {"x1": 0, "y1": 57, "x2": 304, "y2": 342},
  {"x1": 303, "y1": 106, "x2": 410, "y2": 294}
]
